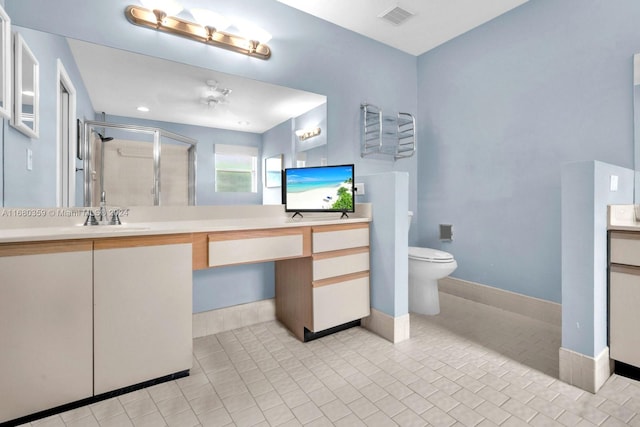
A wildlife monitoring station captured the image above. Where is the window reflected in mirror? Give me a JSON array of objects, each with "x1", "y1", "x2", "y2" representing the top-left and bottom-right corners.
[{"x1": 12, "y1": 32, "x2": 39, "y2": 138}]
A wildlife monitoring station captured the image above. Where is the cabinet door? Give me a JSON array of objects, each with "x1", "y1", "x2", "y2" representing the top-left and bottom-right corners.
[
  {"x1": 0, "y1": 241, "x2": 93, "y2": 423},
  {"x1": 94, "y1": 235, "x2": 193, "y2": 395},
  {"x1": 312, "y1": 273, "x2": 370, "y2": 332},
  {"x1": 610, "y1": 267, "x2": 640, "y2": 368}
]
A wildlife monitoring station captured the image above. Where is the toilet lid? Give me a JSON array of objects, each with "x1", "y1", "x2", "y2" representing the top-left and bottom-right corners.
[{"x1": 408, "y1": 246, "x2": 454, "y2": 262}]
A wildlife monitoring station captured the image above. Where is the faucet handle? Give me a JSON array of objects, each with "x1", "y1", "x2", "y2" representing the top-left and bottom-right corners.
[
  {"x1": 84, "y1": 210, "x2": 98, "y2": 226},
  {"x1": 110, "y1": 209, "x2": 122, "y2": 225}
]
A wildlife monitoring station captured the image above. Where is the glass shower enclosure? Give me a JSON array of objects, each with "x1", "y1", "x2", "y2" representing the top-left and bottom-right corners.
[{"x1": 82, "y1": 121, "x2": 197, "y2": 207}]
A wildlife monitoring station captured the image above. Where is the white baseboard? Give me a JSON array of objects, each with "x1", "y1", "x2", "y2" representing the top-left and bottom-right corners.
[
  {"x1": 559, "y1": 346, "x2": 612, "y2": 393},
  {"x1": 193, "y1": 300, "x2": 407, "y2": 344},
  {"x1": 438, "y1": 276, "x2": 561, "y2": 327},
  {"x1": 192, "y1": 299, "x2": 276, "y2": 338},
  {"x1": 361, "y1": 308, "x2": 410, "y2": 343}
]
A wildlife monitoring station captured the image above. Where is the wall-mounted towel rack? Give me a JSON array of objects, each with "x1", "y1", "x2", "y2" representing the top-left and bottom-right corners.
[{"x1": 360, "y1": 103, "x2": 415, "y2": 160}]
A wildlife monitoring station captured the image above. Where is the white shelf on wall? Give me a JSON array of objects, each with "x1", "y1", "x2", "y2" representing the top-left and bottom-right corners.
[{"x1": 360, "y1": 103, "x2": 415, "y2": 160}]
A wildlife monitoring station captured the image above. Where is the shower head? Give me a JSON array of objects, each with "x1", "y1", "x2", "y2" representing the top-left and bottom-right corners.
[{"x1": 97, "y1": 132, "x2": 114, "y2": 142}]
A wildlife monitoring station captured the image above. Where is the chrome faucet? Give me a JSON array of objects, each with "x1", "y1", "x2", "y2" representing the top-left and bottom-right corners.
[
  {"x1": 98, "y1": 191, "x2": 108, "y2": 224},
  {"x1": 83, "y1": 209, "x2": 98, "y2": 226},
  {"x1": 110, "y1": 209, "x2": 122, "y2": 225},
  {"x1": 83, "y1": 191, "x2": 121, "y2": 226}
]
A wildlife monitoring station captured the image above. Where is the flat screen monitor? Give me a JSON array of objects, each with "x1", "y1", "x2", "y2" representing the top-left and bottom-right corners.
[{"x1": 283, "y1": 164, "x2": 355, "y2": 214}]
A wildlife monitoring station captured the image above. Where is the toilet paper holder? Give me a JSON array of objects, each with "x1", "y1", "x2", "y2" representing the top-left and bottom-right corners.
[{"x1": 439, "y1": 224, "x2": 453, "y2": 241}]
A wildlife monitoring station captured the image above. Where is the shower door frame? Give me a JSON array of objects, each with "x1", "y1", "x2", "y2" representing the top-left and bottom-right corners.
[{"x1": 82, "y1": 120, "x2": 197, "y2": 206}]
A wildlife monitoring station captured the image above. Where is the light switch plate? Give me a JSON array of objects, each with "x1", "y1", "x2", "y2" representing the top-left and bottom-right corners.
[
  {"x1": 610, "y1": 175, "x2": 618, "y2": 192},
  {"x1": 26, "y1": 148, "x2": 33, "y2": 171},
  {"x1": 355, "y1": 182, "x2": 365, "y2": 195}
]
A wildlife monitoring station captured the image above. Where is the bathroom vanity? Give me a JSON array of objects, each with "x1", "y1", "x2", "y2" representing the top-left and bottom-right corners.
[
  {"x1": 0, "y1": 234, "x2": 193, "y2": 423},
  {"x1": 0, "y1": 205, "x2": 371, "y2": 424}
]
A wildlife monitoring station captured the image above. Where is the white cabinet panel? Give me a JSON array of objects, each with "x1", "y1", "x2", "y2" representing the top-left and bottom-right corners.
[
  {"x1": 610, "y1": 270, "x2": 640, "y2": 368},
  {"x1": 94, "y1": 241, "x2": 192, "y2": 395},
  {"x1": 0, "y1": 244, "x2": 93, "y2": 423},
  {"x1": 312, "y1": 276, "x2": 370, "y2": 332},
  {"x1": 209, "y1": 233, "x2": 303, "y2": 267}
]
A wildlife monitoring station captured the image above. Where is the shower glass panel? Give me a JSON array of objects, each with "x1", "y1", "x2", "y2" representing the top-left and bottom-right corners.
[{"x1": 83, "y1": 121, "x2": 197, "y2": 207}]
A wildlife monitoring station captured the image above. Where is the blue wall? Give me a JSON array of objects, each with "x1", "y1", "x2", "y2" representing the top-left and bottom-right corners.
[
  {"x1": 360, "y1": 172, "x2": 409, "y2": 317},
  {"x1": 416, "y1": 0, "x2": 640, "y2": 303},
  {"x1": 561, "y1": 161, "x2": 633, "y2": 357}
]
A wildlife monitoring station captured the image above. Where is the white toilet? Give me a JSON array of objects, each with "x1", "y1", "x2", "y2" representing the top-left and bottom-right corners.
[{"x1": 408, "y1": 212, "x2": 457, "y2": 315}]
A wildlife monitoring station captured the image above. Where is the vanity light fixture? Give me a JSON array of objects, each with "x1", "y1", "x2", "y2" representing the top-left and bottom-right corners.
[
  {"x1": 140, "y1": 0, "x2": 183, "y2": 26},
  {"x1": 295, "y1": 127, "x2": 321, "y2": 141},
  {"x1": 125, "y1": 4, "x2": 272, "y2": 60},
  {"x1": 190, "y1": 8, "x2": 230, "y2": 41}
]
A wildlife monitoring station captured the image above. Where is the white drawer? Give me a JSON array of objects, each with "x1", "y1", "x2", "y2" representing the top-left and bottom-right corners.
[
  {"x1": 209, "y1": 230, "x2": 305, "y2": 267},
  {"x1": 313, "y1": 224, "x2": 369, "y2": 253},
  {"x1": 313, "y1": 249, "x2": 369, "y2": 281},
  {"x1": 611, "y1": 232, "x2": 640, "y2": 267},
  {"x1": 610, "y1": 266, "x2": 640, "y2": 367},
  {"x1": 312, "y1": 274, "x2": 370, "y2": 332}
]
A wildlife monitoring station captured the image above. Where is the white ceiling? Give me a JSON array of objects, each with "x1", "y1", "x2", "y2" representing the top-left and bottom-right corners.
[
  {"x1": 276, "y1": 0, "x2": 529, "y2": 56},
  {"x1": 67, "y1": 39, "x2": 326, "y2": 133}
]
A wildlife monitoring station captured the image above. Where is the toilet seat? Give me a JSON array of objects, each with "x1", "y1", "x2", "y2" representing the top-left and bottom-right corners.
[{"x1": 408, "y1": 246, "x2": 454, "y2": 263}]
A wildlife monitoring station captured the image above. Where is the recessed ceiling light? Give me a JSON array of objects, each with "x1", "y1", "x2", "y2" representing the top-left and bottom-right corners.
[{"x1": 137, "y1": 106, "x2": 150, "y2": 112}]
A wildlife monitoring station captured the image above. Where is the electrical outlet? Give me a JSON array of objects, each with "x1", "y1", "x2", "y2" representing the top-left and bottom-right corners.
[{"x1": 355, "y1": 182, "x2": 365, "y2": 195}]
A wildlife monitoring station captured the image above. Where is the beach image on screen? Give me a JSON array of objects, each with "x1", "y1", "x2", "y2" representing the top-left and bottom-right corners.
[{"x1": 286, "y1": 165, "x2": 353, "y2": 211}]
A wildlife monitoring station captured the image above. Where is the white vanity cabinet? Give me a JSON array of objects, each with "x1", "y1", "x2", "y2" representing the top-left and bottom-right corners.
[
  {"x1": 311, "y1": 224, "x2": 370, "y2": 332},
  {"x1": 276, "y1": 223, "x2": 370, "y2": 340},
  {"x1": 609, "y1": 231, "x2": 640, "y2": 368},
  {"x1": 93, "y1": 234, "x2": 193, "y2": 394},
  {"x1": 0, "y1": 241, "x2": 93, "y2": 424}
]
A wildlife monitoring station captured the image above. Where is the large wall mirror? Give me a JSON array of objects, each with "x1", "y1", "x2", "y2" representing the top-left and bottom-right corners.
[{"x1": 1, "y1": 26, "x2": 327, "y2": 208}]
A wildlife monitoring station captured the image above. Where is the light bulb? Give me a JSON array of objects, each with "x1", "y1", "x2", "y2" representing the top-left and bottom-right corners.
[
  {"x1": 140, "y1": 0, "x2": 183, "y2": 17},
  {"x1": 190, "y1": 9, "x2": 230, "y2": 31},
  {"x1": 234, "y1": 20, "x2": 272, "y2": 43}
]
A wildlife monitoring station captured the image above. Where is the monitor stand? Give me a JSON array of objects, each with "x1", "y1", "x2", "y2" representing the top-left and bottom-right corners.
[
  {"x1": 340, "y1": 212, "x2": 349, "y2": 219},
  {"x1": 291, "y1": 211, "x2": 303, "y2": 219}
]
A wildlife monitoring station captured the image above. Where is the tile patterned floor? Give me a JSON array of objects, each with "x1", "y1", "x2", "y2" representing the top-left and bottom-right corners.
[{"x1": 20, "y1": 293, "x2": 640, "y2": 426}]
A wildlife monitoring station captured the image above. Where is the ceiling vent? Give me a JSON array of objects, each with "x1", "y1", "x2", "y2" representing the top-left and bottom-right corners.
[{"x1": 378, "y1": 5, "x2": 415, "y2": 26}]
